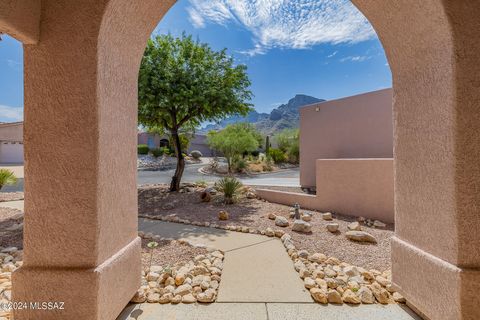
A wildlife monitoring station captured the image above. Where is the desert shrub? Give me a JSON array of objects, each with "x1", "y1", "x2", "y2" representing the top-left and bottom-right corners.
[
  {"x1": 190, "y1": 150, "x2": 202, "y2": 159},
  {"x1": 233, "y1": 157, "x2": 247, "y2": 173},
  {"x1": 138, "y1": 144, "x2": 149, "y2": 155},
  {"x1": 268, "y1": 148, "x2": 287, "y2": 164},
  {"x1": 0, "y1": 169, "x2": 17, "y2": 191},
  {"x1": 151, "y1": 148, "x2": 164, "y2": 158},
  {"x1": 159, "y1": 146, "x2": 171, "y2": 156},
  {"x1": 262, "y1": 157, "x2": 274, "y2": 171},
  {"x1": 215, "y1": 176, "x2": 243, "y2": 204},
  {"x1": 195, "y1": 179, "x2": 208, "y2": 188},
  {"x1": 287, "y1": 142, "x2": 299, "y2": 164},
  {"x1": 275, "y1": 128, "x2": 300, "y2": 164}
]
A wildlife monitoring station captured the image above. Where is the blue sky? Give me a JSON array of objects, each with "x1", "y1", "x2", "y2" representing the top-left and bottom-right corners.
[{"x1": 0, "y1": 0, "x2": 391, "y2": 122}]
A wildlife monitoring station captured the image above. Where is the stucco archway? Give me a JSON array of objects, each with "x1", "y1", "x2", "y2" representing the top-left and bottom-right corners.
[{"x1": 1, "y1": 0, "x2": 479, "y2": 319}]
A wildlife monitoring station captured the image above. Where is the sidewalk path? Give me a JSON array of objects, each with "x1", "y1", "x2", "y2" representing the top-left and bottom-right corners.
[
  {"x1": 138, "y1": 218, "x2": 311, "y2": 302},
  {"x1": 0, "y1": 200, "x2": 24, "y2": 210},
  {"x1": 119, "y1": 299, "x2": 421, "y2": 320},
  {"x1": 133, "y1": 219, "x2": 421, "y2": 320}
]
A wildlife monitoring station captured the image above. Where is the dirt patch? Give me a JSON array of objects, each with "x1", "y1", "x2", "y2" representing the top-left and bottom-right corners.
[
  {"x1": 141, "y1": 238, "x2": 208, "y2": 271},
  {"x1": 138, "y1": 184, "x2": 393, "y2": 271}
]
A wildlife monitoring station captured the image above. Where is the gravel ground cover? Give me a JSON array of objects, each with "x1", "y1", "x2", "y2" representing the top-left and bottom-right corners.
[{"x1": 138, "y1": 184, "x2": 393, "y2": 271}]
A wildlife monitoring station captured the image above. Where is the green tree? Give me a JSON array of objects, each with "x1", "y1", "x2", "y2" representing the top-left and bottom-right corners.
[
  {"x1": 138, "y1": 34, "x2": 253, "y2": 191},
  {"x1": 274, "y1": 128, "x2": 300, "y2": 163},
  {"x1": 207, "y1": 123, "x2": 260, "y2": 173}
]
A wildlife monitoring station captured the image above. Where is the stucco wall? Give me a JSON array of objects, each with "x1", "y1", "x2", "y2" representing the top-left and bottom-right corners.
[
  {"x1": 300, "y1": 89, "x2": 393, "y2": 188},
  {"x1": 257, "y1": 158, "x2": 394, "y2": 223},
  {"x1": 315, "y1": 158, "x2": 394, "y2": 222}
]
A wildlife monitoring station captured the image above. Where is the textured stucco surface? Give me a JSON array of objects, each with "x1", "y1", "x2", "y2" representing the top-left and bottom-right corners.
[
  {"x1": 392, "y1": 237, "x2": 480, "y2": 320},
  {"x1": 300, "y1": 89, "x2": 393, "y2": 188},
  {"x1": 258, "y1": 159, "x2": 394, "y2": 222},
  {"x1": 315, "y1": 159, "x2": 394, "y2": 222},
  {"x1": 1, "y1": 0, "x2": 479, "y2": 319},
  {"x1": 13, "y1": 238, "x2": 141, "y2": 319},
  {"x1": 0, "y1": 0, "x2": 40, "y2": 43}
]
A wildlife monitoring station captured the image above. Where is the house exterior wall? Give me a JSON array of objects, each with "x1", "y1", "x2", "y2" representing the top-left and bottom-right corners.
[
  {"x1": 300, "y1": 89, "x2": 393, "y2": 188},
  {"x1": 256, "y1": 158, "x2": 394, "y2": 223},
  {"x1": 0, "y1": 122, "x2": 24, "y2": 164},
  {"x1": 188, "y1": 134, "x2": 216, "y2": 157}
]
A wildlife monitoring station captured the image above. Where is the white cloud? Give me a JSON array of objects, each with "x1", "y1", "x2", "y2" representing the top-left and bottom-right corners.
[
  {"x1": 0, "y1": 105, "x2": 23, "y2": 122},
  {"x1": 187, "y1": 0, "x2": 376, "y2": 55},
  {"x1": 6, "y1": 59, "x2": 21, "y2": 69},
  {"x1": 339, "y1": 55, "x2": 371, "y2": 62},
  {"x1": 327, "y1": 51, "x2": 338, "y2": 58}
]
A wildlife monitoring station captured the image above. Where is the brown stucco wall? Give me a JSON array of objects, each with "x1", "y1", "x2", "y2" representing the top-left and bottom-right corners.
[
  {"x1": 300, "y1": 89, "x2": 393, "y2": 188},
  {"x1": 0, "y1": 0, "x2": 40, "y2": 43}
]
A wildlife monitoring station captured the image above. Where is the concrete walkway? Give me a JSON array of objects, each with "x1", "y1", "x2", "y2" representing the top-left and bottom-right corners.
[
  {"x1": 118, "y1": 302, "x2": 421, "y2": 320},
  {"x1": 0, "y1": 200, "x2": 24, "y2": 210},
  {"x1": 139, "y1": 219, "x2": 311, "y2": 302},
  {"x1": 134, "y1": 219, "x2": 421, "y2": 320}
]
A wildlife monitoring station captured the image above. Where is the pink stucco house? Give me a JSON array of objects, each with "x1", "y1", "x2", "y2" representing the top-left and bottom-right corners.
[{"x1": 258, "y1": 89, "x2": 395, "y2": 222}]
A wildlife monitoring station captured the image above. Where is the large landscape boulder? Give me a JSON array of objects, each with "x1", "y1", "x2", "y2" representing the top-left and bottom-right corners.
[
  {"x1": 292, "y1": 220, "x2": 312, "y2": 233},
  {"x1": 345, "y1": 231, "x2": 377, "y2": 243},
  {"x1": 275, "y1": 216, "x2": 289, "y2": 227}
]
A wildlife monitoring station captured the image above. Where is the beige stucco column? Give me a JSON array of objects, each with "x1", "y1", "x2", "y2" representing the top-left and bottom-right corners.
[
  {"x1": 352, "y1": 1, "x2": 480, "y2": 319},
  {"x1": 7, "y1": 1, "x2": 142, "y2": 319}
]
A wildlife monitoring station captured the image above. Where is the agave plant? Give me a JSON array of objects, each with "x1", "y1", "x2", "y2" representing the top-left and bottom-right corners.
[
  {"x1": 215, "y1": 176, "x2": 243, "y2": 204},
  {"x1": 0, "y1": 169, "x2": 17, "y2": 191}
]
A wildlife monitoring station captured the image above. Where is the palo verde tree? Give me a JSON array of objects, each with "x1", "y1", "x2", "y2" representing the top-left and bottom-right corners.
[
  {"x1": 138, "y1": 34, "x2": 253, "y2": 191},
  {"x1": 207, "y1": 123, "x2": 260, "y2": 173}
]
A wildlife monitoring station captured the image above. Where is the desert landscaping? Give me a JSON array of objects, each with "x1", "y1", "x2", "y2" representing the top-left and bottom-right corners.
[{"x1": 134, "y1": 182, "x2": 403, "y2": 306}]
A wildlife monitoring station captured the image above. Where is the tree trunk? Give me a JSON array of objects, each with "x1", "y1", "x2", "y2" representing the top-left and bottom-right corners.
[
  {"x1": 226, "y1": 156, "x2": 232, "y2": 173},
  {"x1": 169, "y1": 129, "x2": 185, "y2": 192}
]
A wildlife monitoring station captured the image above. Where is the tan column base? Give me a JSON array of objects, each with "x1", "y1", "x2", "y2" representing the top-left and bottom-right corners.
[
  {"x1": 12, "y1": 237, "x2": 141, "y2": 320},
  {"x1": 391, "y1": 237, "x2": 480, "y2": 320}
]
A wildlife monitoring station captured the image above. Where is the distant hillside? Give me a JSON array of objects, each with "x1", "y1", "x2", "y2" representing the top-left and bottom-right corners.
[{"x1": 200, "y1": 94, "x2": 325, "y2": 135}]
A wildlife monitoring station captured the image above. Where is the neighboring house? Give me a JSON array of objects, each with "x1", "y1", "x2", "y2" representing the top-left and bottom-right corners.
[
  {"x1": 0, "y1": 121, "x2": 23, "y2": 164},
  {"x1": 137, "y1": 131, "x2": 216, "y2": 156},
  {"x1": 188, "y1": 134, "x2": 217, "y2": 157},
  {"x1": 257, "y1": 89, "x2": 395, "y2": 222}
]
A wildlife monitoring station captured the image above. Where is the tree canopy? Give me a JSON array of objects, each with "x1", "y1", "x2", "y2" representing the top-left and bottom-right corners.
[
  {"x1": 138, "y1": 34, "x2": 253, "y2": 190},
  {"x1": 207, "y1": 123, "x2": 260, "y2": 173}
]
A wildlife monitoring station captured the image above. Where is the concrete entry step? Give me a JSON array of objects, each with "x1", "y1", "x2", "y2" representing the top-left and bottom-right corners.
[
  {"x1": 118, "y1": 303, "x2": 421, "y2": 320},
  {"x1": 217, "y1": 239, "x2": 311, "y2": 303}
]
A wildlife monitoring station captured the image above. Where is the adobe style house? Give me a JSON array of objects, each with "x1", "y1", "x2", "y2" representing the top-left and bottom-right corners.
[
  {"x1": 138, "y1": 131, "x2": 217, "y2": 156},
  {"x1": 258, "y1": 89, "x2": 394, "y2": 222},
  {"x1": 1, "y1": 1, "x2": 479, "y2": 320},
  {"x1": 0, "y1": 121, "x2": 23, "y2": 164}
]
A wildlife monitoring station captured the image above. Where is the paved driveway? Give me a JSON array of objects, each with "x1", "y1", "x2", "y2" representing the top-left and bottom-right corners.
[
  {"x1": 0, "y1": 162, "x2": 300, "y2": 193},
  {"x1": 138, "y1": 163, "x2": 300, "y2": 187}
]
